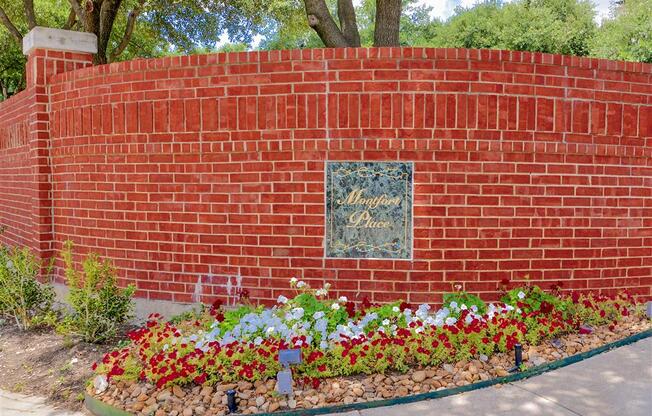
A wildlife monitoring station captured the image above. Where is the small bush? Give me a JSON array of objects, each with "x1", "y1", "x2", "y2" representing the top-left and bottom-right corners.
[
  {"x1": 0, "y1": 245, "x2": 55, "y2": 330},
  {"x1": 59, "y1": 241, "x2": 135, "y2": 343}
]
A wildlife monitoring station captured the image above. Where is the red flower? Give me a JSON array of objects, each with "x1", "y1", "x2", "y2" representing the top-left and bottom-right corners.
[
  {"x1": 399, "y1": 301, "x2": 412, "y2": 312},
  {"x1": 539, "y1": 301, "x2": 553, "y2": 314},
  {"x1": 194, "y1": 373, "x2": 207, "y2": 384},
  {"x1": 345, "y1": 301, "x2": 356, "y2": 318}
]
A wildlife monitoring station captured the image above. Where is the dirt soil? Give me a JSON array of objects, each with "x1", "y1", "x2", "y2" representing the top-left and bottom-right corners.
[{"x1": 0, "y1": 321, "x2": 114, "y2": 411}]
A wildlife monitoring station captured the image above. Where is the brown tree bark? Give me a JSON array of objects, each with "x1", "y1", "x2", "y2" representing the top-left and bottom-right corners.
[
  {"x1": 63, "y1": 8, "x2": 77, "y2": 30},
  {"x1": 67, "y1": 0, "x2": 124, "y2": 64},
  {"x1": 109, "y1": 0, "x2": 145, "y2": 62},
  {"x1": 23, "y1": 0, "x2": 37, "y2": 29},
  {"x1": 0, "y1": 5, "x2": 22, "y2": 43},
  {"x1": 373, "y1": 0, "x2": 401, "y2": 46},
  {"x1": 97, "y1": 0, "x2": 122, "y2": 64},
  {"x1": 337, "y1": 0, "x2": 361, "y2": 47},
  {"x1": 303, "y1": 0, "x2": 350, "y2": 47}
]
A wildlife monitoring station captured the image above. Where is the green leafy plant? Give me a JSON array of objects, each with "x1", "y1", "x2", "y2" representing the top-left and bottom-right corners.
[
  {"x1": 443, "y1": 290, "x2": 486, "y2": 316},
  {"x1": 0, "y1": 245, "x2": 56, "y2": 330},
  {"x1": 59, "y1": 241, "x2": 135, "y2": 343},
  {"x1": 501, "y1": 282, "x2": 570, "y2": 316}
]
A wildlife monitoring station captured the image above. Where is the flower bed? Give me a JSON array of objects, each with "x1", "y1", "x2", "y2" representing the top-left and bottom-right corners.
[{"x1": 90, "y1": 280, "x2": 650, "y2": 416}]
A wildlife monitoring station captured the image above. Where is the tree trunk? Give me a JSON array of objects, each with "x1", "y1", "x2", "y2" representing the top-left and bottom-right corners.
[
  {"x1": 69, "y1": 0, "x2": 123, "y2": 64},
  {"x1": 374, "y1": 0, "x2": 401, "y2": 47},
  {"x1": 97, "y1": 0, "x2": 122, "y2": 64},
  {"x1": 303, "y1": 0, "x2": 350, "y2": 47},
  {"x1": 337, "y1": 0, "x2": 361, "y2": 47},
  {"x1": 23, "y1": 0, "x2": 38, "y2": 29}
]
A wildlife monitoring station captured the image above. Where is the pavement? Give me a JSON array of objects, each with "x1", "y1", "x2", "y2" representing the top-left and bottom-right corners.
[
  {"x1": 334, "y1": 337, "x2": 652, "y2": 416},
  {"x1": 0, "y1": 337, "x2": 650, "y2": 416},
  {"x1": 0, "y1": 390, "x2": 85, "y2": 416}
]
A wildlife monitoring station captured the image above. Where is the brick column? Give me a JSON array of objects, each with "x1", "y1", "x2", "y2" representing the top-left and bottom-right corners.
[{"x1": 22, "y1": 27, "x2": 97, "y2": 261}]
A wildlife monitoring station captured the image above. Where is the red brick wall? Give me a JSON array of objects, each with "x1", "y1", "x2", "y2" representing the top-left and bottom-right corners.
[
  {"x1": 0, "y1": 88, "x2": 37, "y2": 249},
  {"x1": 7, "y1": 47, "x2": 652, "y2": 305}
]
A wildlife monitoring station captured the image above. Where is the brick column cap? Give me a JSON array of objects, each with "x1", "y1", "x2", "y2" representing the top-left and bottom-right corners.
[{"x1": 23, "y1": 26, "x2": 97, "y2": 56}]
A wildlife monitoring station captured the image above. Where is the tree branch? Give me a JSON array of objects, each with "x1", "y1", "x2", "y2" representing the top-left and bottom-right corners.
[
  {"x1": 337, "y1": 0, "x2": 360, "y2": 47},
  {"x1": 303, "y1": 0, "x2": 349, "y2": 47},
  {"x1": 67, "y1": 0, "x2": 85, "y2": 22},
  {"x1": 23, "y1": 0, "x2": 37, "y2": 29},
  {"x1": 109, "y1": 0, "x2": 145, "y2": 62},
  {"x1": 63, "y1": 8, "x2": 77, "y2": 30},
  {"x1": 0, "y1": 5, "x2": 22, "y2": 44},
  {"x1": 374, "y1": 0, "x2": 401, "y2": 47}
]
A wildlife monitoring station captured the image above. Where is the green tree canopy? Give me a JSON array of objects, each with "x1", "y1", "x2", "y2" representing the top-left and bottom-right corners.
[
  {"x1": 430, "y1": 0, "x2": 596, "y2": 56},
  {"x1": 590, "y1": 0, "x2": 652, "y2": 62}
]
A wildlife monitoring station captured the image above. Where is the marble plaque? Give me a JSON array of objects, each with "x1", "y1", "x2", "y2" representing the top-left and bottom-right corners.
[{"x1": 325, "y1": 162, "x2": 413, "y2": 259}]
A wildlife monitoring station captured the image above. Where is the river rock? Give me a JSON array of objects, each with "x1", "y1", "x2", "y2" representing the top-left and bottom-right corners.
[{"x1": 411, "y1": 371, "x2": 427, "y2": 383}]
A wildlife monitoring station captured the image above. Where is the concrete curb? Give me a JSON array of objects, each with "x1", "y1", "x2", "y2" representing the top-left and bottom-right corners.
[{"x1": 85, "y1": 328, "x2": 652, "y2": 416}]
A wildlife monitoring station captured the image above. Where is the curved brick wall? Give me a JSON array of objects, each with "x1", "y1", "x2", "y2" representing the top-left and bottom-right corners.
[{"x1": 31, "y1": 48, "x2": 652, "y2": 304}]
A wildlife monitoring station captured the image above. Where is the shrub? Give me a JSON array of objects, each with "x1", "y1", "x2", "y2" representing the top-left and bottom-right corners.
[
  {"x1": 59, "y1": 241, "x2": 135, "y2": 343},
  {"x1": 0, "y1": 245, "x2": 56, "y2": 330}
]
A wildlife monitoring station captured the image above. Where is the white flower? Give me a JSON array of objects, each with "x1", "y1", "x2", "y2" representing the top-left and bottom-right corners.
[
  {"x1": 460, "y1": 304, "x2": 468, "y2": 310},
  {"x1": 392, "y1": 306, "x2": 400, "y2": 313},
  {"x1": 449, "y1": 301, "x2": 458, "y2": 309},
  {"x1": 319, "y1": 340, "x2": 329, "y2": 350},
  {"x1": 324, "y1": 283, "x2": 331, "y2": 290},
  {"x1": 445, "y1": 317, "x2": 457, "y2": 326},
  {"x1": 339, "y1": 296, "x2": 348, "y2": 303},
  {"x1": 315, "y1": 288, "x2": 328, "y2": 297},
  {"x1": 331, "y1": 303, "x2": 340, "y2": 310},
  {"x1": 313, "y1": 311, "x2": 325, "y2": 319},
  {"x1": 470, "y1": 305, "x2": 478, "y2": 313},
  {"x1": 382, "y1": 319, "x2": 390, "y2": 326},
  {"x1": 290, "y1": 277, "x2": 298, "y2": 285},
  {"x1": 291, "y1": 307, "x2": 304, "y2": 319},
  {"x1": 517, "y1": 291, "x2": 526, "y2": 299},
  {"x1": 266, "y1": 327, "x2": 275, "y2": 335},
  {"x1": 297, "y1": 281, "x2": 307, "y2": 289},
  {"x1": 277, "y1": 295, "x2": 288, "y2": 304}
]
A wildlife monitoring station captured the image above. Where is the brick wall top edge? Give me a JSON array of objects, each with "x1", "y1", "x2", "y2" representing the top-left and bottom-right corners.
[
  {"x1": 0, "y1": 87, "x2": 34, "y2": 115},
  {"x1": 48, "y1": 47, "x2": 652, "y2": 85}
]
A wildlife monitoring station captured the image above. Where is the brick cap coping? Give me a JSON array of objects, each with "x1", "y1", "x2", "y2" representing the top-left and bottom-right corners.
[{"x1": 23, "y1": 26, "x2": 97, "y2": 56}]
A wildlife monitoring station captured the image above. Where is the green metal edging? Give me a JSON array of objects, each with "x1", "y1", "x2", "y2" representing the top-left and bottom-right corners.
[
  {"x1": 85, "y1": 393, "x2": 132, "y2": 416},
  {"x1": 85, "y1": 328, "x2": 652, "y2": 416}
]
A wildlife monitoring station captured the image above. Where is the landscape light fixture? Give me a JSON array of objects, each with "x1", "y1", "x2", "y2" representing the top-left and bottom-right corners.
[
  {"x1": 277, "y1": 348, "x2": 302, "y2": 396},
  {"x1": 508, "y1": 343, "x2": 523, "y2": 373},
  {"x1": 226, "y1": 389, "x2": 237, "y2": 413}
]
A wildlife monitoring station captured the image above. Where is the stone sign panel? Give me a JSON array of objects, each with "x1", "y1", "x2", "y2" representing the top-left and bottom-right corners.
[{"x1": 325, "y1": 161, "x2": 413, "y2": 259}]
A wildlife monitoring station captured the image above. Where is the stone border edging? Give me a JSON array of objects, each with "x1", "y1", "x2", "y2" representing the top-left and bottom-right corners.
[{"x1": 85, "y1": 328, "x2": 652, "y2": 416}]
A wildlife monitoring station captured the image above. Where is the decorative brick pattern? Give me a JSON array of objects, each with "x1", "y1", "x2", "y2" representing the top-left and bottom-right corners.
[{"x1": 1, "y1": 47, "x2": 651, "y2": 305}]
